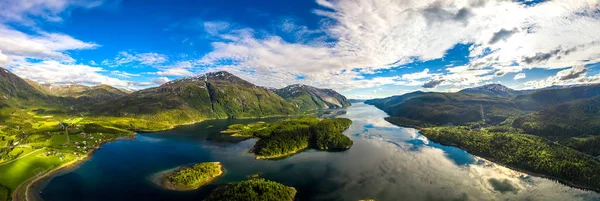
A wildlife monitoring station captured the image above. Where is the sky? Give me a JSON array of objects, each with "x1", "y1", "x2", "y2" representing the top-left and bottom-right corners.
[{"x1": 0, "y1": 0, "x2": 599, "y2": 99}]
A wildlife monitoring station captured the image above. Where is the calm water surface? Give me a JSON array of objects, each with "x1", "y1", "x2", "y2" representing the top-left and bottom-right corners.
[{"x1": 41, "y1": 103, "x2": 600, "y2": 201}]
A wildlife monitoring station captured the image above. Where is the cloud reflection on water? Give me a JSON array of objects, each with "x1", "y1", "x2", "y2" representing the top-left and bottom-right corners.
[{"x1": 330, "y1": 103, "x2": 600, "y2": 201}]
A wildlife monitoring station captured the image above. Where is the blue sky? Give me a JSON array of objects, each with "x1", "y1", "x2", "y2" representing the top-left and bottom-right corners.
[{"x1": 1, "y1": 0, "x2": 599, "y2": 99}]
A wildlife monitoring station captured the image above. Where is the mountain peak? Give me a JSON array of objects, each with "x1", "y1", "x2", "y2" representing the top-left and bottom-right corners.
[
  {"x1": 459, "y1": 83, "x2": 518, "y2": 97},
  {"x1": 205, "y1": 71, "x2": 234, "y2": 77}
]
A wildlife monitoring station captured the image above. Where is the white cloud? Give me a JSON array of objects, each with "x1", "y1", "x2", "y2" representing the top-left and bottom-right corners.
[
  {"x1": 0, "y1": 24, "x2": 99, "y2": 62},
  {"x1": 401, "y1": 68, "x2": 434, "y2": 80},
  {"x1": 111, "y1": 70, "x2": 140, "y2": 78},
  {"x1": 524, "y1": 65, "x2": 599, "y2": 88},
  {"x1": 192, "y1": 0, "x2": 600, "y2": 91},
  {"x1": 102, "y1": 51, "x2": 168, "y2": 67},
  {"x1": 9, "y1": 60, "x2": 129, "y2": 86},
  {"x1": 156, "y1": 68, "x2": 194, "y2": 76},
  {"x1": 0, "y1": 0, "x2": 105, "y2": 24},
  {"x1": 152, "y1": 77, "x2": 169, "y2": 85},
  {"x1": 0, "y1": 50, "x2": 7, "y2": 65},
  {"x1": 514, "y1": 73, "x2": 526, "y2": 80},
  {"x1": 203, "y1": 21, "x2": 230, "y2": 36}
]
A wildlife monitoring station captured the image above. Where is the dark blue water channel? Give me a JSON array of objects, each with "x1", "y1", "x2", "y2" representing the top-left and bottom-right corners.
[{"x1": 40, "y1": 103, "x2": 600, "y2": 201}]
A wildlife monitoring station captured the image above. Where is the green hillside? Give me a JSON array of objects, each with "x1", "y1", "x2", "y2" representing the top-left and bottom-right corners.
[
  {"x1": 368, "y1": 92, "x2": 522, "y2": 127},
  {"x1": 90, "y1": 71, "x2": 297, "y2": 128},
  {"x1": 513, "y1": 96, "x2": 600, "y2": 139}
]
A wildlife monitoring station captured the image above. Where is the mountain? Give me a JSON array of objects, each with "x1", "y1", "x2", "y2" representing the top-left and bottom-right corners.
[
  {"x1": 0, "y1": 67, "x2": 55, "y2": 108},
  {"x1": 275, "y1": 84, "x2": 350, "y2": 111},
  {"x1": 36, "y1": 83, "x2": 130, "y2": 102},
  {"x1": 364, "y1": 91, "x2": 430, "y2": 110},
  {"x1": 459, "y1": 84, "x2": 528, "y2": 97},
  {"x1": 93, "y1": 71, "x2": 298, "y2": 125},
  {"x1": 513, "y1": 84, "x2": 600, "y2": 111},
  {"x1": 368, "y1": 92, "x2": 522, "y2": 127}
]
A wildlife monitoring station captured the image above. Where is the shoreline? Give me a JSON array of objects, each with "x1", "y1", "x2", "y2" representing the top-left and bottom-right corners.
[
  {"x1": 12, "y1": 113, "x2": 319, "y2": 201},
  {"x1": 435, "y1": 139, "x2": 600, "y2": 193},
  {"x1": 149, "y1": 162, "x2": 224, "y2": 191},
  {"x1": 254, "y1": 146, "x2": 308, "y2": 160},
  {"x1": 12, "y1": 118, "x2": 211, "y2": 201},
  {"x1": 14, "y1": 148, "x2": 94, "y2": 201},
  {"x1": 382, "y1": 118, "x2": 600, "y2": 193},
  {"x1": 384, "y1": 118, "x2": 600, "y2": 193},
  {"x1": 414, "y1": 132, "x2": 600, "y2": 193}
]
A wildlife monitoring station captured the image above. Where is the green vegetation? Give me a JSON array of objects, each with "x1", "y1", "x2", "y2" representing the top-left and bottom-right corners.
[
  {"x1": 0, "y1": 184, "x2": 9, "y2": 201},
  {"x1": 513, "y1": 96, "x2": 600, "y2": 139},
  {"x1": 421, "y1": 127, "x2": 600, "y2": 192},
  {"x1": 311, "y1": 118, "x2": 353, "y2": 150},
  {"x1": 561, "y1": 136, "x2": 600, "y2": 157},
  {"x1": 204, "y1": 178, "x2": 296, "y2": 201},
  {"x1": 0, "y1": 67, "x2": 354, "y2": 197},
  {"x1": 161, "y1": 162, "x2": 223, "y2": 190},
  {"x1": 223, "y1": 117, "x2": 353, "y2": 159},
  {"x1": 366, "y1": 84, "x2": 600, "y2": 192},
  {"x1": 367, "y1": 92, "x2": 523, "y2": 126}
]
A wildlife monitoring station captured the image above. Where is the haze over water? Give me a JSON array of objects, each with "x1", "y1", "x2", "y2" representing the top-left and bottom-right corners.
[{"x1": 40, "y1": 103, "x2": 600, "y2": 201}]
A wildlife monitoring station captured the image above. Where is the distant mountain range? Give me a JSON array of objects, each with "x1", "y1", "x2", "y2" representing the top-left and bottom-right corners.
[
  {"x1": 0, "y1": 67, "x2": 350, "y2": 125},
  {"x1": 365, "y1": 83, "x2": 600, "y2": 133}
]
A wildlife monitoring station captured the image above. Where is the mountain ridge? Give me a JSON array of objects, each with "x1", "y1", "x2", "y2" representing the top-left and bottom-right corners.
[{"x1": 275, "y1": 84, "x2": 351, "y2": 111}]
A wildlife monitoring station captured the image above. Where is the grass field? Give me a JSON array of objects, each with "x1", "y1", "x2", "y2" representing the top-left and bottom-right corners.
[{"x1": 0, "y1": 148, "x2": 76, "y2": 190}]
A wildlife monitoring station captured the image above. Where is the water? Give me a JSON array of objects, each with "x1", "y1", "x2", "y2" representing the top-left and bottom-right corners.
[{"x1": 41, "y1": 103, "x2": 600, "y2": 201}]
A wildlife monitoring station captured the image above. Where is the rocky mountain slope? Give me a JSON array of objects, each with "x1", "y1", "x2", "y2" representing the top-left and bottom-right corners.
[{"x1": 275, "y1": 84, "x2": 350, "y2": 111}]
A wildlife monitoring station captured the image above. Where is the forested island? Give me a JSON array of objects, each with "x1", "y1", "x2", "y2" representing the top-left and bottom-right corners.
[
  {"x1": 222, "y1": 117, "x2": 353, "y2": 159},
  {"x1": 204, "y1": 178, "x2": 296, "y2": 201},
  {"x1": 152, "y1": 162, "x2": 223, "y2": 191},
  {"x1": 420, "y1": 127, "x2": 600, "y2": 192}
]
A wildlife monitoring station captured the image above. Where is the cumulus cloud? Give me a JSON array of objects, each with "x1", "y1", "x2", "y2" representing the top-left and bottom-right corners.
[
  {"x1": 514, "y1": 73, "x2": 526, "y2": 80},
  {"x1": 189, "y1": 0, "x2": 600, "y2": 91},
  {"x1": 524, "y1": 65, "x2": 599, "y2": 88},
  {"x1": 558, "y1": 65, "x2": 587, "y2": 81},
  {"x1": 489, "y1": 28, "x2": 518, "y2": 44},
  {"x1": 0, "y1": 24, "x2": 99, "y2": 62},
  {"x1": 422, "y1": 78, "x2": 444, "y2": 88}
]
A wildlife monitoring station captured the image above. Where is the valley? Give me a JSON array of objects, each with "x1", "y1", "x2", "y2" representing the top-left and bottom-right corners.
[
  {"x1": 3, "y1": 66, "x2": 600, "y2": 200},
  {"x1": 0, "y1": 67, "x2": 350, "y2": 201}
]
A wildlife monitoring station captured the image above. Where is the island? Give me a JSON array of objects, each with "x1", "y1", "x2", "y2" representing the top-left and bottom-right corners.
[
  {"x1": 420, "y1": 127, "x2": 600, "y2": 192},
  {"x1": 204, "y1": 178, "x2": 296, "y2": 201},
  {"x1": 151, "y1": 162, "x2": 224, "y2": 191},
  {"x1": 222, "y1": 117, "x2": 353, "y2": 159}
]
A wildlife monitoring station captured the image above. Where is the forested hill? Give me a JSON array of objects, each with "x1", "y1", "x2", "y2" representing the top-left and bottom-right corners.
[
  {"x1": 366, "y1": 84, "x2": 600, "y2": 127},
  {"x1": 0, "y1": 67, "x2": 351, "y2": 127},
  {"x1": 275, "y1": 84, "x2": 351, "y2": 111},
  {"x1": 92, "y1": 71, "x2": 299, "y2": 122}
]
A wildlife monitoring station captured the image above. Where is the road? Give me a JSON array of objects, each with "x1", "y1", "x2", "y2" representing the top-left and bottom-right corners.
[{"x1": 0, "y1": 149, "x2": 43, "y2": 166}]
